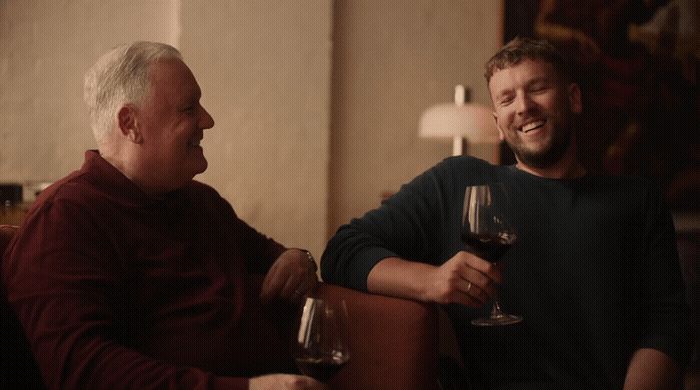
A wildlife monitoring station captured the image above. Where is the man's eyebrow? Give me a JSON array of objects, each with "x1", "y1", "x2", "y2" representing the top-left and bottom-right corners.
[
  {"x1": 494, "y1": 88, "x2": 514, "y2": 100},
  {"x1": 525, "y1": 76, "x2": 552, "y2": 86}
]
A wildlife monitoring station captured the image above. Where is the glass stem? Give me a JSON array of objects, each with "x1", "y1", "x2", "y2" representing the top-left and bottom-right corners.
[{"x1": 491, "y1": 298, "x2": 504, "y2": 318}]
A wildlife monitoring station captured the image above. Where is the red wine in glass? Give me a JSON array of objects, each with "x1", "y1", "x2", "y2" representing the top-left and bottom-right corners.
[
  {"x1": 295, "y1": 353, "x2": 349, "y2": 382},
  {"x1": 462, "y1": 184, "x2": 522, "y2": 326},
  {"x1": 461, "y1": 232, "x2": 515, "y2": 263},
  {"x1": 294, "y1": 298, "x2": 350, "y2": 382}
]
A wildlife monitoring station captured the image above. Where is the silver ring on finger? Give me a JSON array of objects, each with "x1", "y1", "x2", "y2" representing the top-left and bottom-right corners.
[{"x1": 466, "y1": 281, "x2": 472, "y2": 294}]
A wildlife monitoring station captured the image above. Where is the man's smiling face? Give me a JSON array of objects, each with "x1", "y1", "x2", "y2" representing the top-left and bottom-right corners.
[
  {"x1": 488, "y1": 58, "x2": 581, "y2": 169},
  {"x1": 134, "y1": 58, "x2": 215, "y2": 193}
]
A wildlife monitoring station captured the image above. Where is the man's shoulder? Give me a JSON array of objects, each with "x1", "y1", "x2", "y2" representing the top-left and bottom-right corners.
[
  {"x1": 32, "y1": 170, "x2": 97, "y2": 207},
  {"x1": 393, "y1": 155, "x2": 500, "y2": 202},
  {"x1": 184, "y1": 180, "x2": 227, "y2": 205},
  {"x1": 187, "y1": 180, "x2": 219, "y2": 195},
  {"x1": 185, "y1": 180, "x2": 237, "y2": 216},
  {"x1": 13, "y1": 170, "x2": 120, "y2": 240},
  {"x1": 578, "y1": 174, "x2": 666, "y2": 219},
  {"x1": 587, "y1": 173, "x2": 659, "y2": 196}
]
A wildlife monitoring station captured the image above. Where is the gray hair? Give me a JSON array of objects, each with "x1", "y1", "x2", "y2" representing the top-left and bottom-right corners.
[{"x1": 83, "y1": 41, "x2": 182, "y2": 143}]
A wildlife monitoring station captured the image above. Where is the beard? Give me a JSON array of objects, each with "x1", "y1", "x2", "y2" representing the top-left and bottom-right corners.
[
  {"x1": 507, "y1": 124, "x2": 573, "y2": 169},
  {"x1": 503, "y1": 99, "x2": 578, "y2": 169}
]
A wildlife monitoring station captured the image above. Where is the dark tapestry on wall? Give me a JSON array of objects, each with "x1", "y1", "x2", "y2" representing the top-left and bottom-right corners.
[{"x1": 501, "y1": 0, "x2": 698, "y2": 211}]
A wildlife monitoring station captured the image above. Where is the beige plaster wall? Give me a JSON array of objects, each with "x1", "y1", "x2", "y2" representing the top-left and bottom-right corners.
[
  {"x1": 0, "y1": 0, "x2": 177, "y2": 183},
  {"x1": 328, "y1": 0, "x2": 503, "y2": 236},
  {"x1": 0, "y1": 0, "x2": 332, "y2": 257},
  {"x1": 179, "y1": 0, "x2": 333, "y2": 257}
]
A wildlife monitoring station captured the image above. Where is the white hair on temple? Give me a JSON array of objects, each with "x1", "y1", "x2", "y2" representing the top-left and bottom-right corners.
[{"x1": 83, "y1": 41, "x2": 182, "y2": 143}]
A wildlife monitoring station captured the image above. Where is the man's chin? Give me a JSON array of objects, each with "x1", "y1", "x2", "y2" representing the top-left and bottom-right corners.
[
  {"x1": 189, "y1": 154, "x2": 208, "y2": 175},
  {"x1": 515, "y1": 143, "x2": 570, "y2": 169},
  {"x1": 194, "y1": 162, "x2": 208, "y2": 175}
]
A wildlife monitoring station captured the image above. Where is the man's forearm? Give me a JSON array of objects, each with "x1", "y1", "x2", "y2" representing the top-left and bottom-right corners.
[
  {"x1": 366, "y1": 257, "x2": 435, "y2": 302},
  {"x1": 367, "y1": 252, "x2": 501, "y2": 308},
  {"x1": 623, "y1": 348, "x2": 682, "y2": 390}
]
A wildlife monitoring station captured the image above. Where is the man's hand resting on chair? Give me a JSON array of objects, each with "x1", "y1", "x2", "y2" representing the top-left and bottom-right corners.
[{"x1": 260, "y1": 248, "x2": 318, "y2": 304}]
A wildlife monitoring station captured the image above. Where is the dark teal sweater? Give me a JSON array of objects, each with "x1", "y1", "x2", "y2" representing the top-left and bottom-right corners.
[{"x1": 322, "y1": 156, "x2": 690, "y2": 389}]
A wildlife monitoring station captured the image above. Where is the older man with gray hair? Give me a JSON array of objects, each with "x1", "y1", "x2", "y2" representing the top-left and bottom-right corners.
[{"x1": 2, "y1": 41, "x2": 324, "y2": 390}]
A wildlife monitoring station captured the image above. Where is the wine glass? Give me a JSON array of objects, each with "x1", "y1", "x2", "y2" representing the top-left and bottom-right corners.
[
  {"x1": 293, "y1": 297, "x2": 350, "y2": 382},
  {"x1": 462, "y1": 183, "x2": 522, "y2": 326}
]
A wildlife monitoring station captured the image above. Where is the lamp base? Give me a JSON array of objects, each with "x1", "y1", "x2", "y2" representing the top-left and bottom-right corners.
[{"x1": 452, "y1": 136, "x2": 467, "y2": 156}]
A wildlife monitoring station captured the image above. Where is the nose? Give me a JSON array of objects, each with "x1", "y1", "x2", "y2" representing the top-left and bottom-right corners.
[
  {"x1": 199, "y1": 105, "x2": 215, "y2": 129},
  {"x1": 515, "y1": 92, "x2": 535, "y2": 116}
]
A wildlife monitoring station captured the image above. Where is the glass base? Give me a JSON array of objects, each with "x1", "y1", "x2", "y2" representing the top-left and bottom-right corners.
[{"x1": 471, "y1": 313, "x2": 523, "y2": 326}]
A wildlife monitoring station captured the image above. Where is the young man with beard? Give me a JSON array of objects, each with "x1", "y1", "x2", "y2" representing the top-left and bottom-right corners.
[{"x1": 321, "y1": 38, "x2": 690, "y2": 389}]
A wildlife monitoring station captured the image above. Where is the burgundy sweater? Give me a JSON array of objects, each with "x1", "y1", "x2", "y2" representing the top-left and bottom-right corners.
[{"x1": 2, "y1": 151, "x2": 290, "y2": 389}]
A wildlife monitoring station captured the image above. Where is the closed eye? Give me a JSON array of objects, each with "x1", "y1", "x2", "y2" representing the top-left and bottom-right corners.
[
  {"x1": 499, "y1": 96, "x2": 514, "y2": 106},
  {"x1": 527, "y1": 81, "x2": 550, "y2": 93},
  {"x1": 180, "y1": 105, "x2": 197, "y2": 115}
]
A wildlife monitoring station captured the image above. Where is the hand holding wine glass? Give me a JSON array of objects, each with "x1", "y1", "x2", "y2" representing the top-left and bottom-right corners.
[
  {"x1": 462, "y1": 183, "x2": 521, "y2": 326},
  {"x1": 420, "y1": 251, "x2": 502, "y2": 307},
  {"x1": 293, "y1": 298, "x2": 350, "y2": 383}
]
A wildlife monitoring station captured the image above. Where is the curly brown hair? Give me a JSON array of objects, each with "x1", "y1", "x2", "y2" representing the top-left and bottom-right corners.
[{"x1": 484, "y1": 37, "x2": 569, "y2": 85}]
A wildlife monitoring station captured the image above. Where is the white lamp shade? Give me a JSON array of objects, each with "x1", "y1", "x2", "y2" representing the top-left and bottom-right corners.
[{"x1": 418, "y1": 103, "x2": 499, "y2": 144}]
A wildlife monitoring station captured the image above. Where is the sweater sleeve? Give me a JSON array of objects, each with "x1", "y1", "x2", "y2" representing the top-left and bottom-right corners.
[
  {"x1": 321, "y1": 158, "x2": 459, "y2": 291},
  {"x1": 632, "y1": 182, "x2": 692, "y2": 366},
  {"x1": 233, "y1": 215, "x2": 286, "y2": 275},
  {"x1": 2, "y1": 200, "x2": 250, "y2": 390},
  {"x1": 201, "y1": 185, "x2": 286, "y2": 275}
]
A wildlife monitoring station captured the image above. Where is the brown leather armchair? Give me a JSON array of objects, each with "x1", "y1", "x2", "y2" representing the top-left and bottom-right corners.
[{"x1": 313, "y1": 282, "x2": 439, "y2": 390}]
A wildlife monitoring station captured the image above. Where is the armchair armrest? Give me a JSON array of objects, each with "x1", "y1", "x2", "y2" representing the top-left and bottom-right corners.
[{"x1": 313, "y1": 282, "x2": 439, "y2": 390}]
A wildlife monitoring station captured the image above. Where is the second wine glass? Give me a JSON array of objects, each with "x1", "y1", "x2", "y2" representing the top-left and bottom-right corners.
[
  {"x1": 462, "y1": 183, "x2": 522, "y2": 326},
  {"x1": 293, "y1": 297, "x2": 350, "y2": 382}
]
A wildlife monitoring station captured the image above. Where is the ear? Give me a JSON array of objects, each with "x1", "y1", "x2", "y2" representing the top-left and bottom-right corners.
[
  {"x1": 568, "y1": 83, "x2": 583, "y2": 114},
  {"x1": 117, "y1": 105, "x2": 143, "y2": 144},
  {"x1": 493, "y1": 111, "x2": 505, "y2": 141}
]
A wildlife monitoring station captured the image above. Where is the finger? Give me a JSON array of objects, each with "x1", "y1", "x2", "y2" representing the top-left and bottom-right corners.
[
  {"x1": 284, "y1": 259, "x2": 319, "y2": 296},
  {"x1": 260, "y1": 263, "x2": 284, "y2": 303},
  {"x1": 280, "y1": 272, "x2": 303, "y2": 300},
  {"x1": 291, "y1": 276, "x2": 317, "y2": 302},
  {"x1": 304, "y1": 277, "x2": 319, "y2": 295},
  {"x1": 466, "y1": 270, "x2": 500, "y2": 300},
  {"x1": 455, "y1": 263, "x2": 499, "y2": 301},
  {"x1": 448, "y1": 289, "x2": 484, "y2": 308},
  {"x1": 459, "y1": 253, "x2": 503, "y2": 284},
  {"x1": 456, "y1": 278, "x2": 490, "y2": 305}
]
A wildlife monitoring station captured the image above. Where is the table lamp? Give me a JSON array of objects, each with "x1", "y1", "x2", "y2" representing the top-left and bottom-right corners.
[{"x1": 418, "y1": 85, "x2": 499, "y2": 156}]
